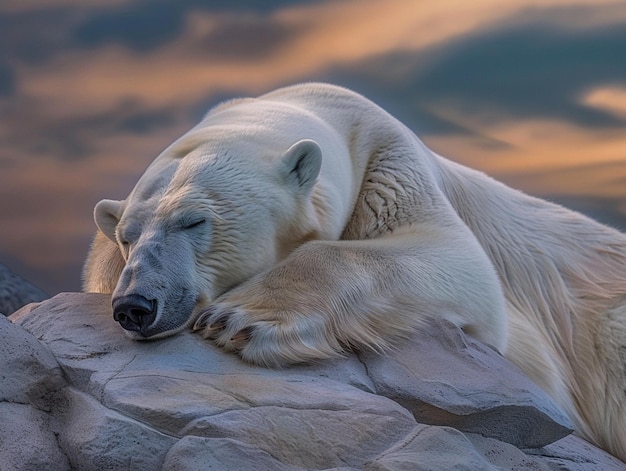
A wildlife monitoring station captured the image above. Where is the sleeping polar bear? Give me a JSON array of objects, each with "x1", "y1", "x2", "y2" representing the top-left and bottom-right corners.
[{"x1": 83, "y1": 83, "x2": 625, "y2": 460}]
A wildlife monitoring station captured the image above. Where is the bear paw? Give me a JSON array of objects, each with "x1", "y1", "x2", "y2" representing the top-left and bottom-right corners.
[{"x1": 192, "y1": 304, "x2": 344, "y2": 367}]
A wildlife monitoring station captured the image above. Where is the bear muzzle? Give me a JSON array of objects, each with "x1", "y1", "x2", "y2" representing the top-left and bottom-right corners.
[{"x1": 112, "y1": 294, "x2": 157, "y2": 337}]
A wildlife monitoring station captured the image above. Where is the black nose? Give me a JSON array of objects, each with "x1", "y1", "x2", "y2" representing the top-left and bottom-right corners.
[{"x1": 112, "y1": 294, "x2": 157, "y2": 336}]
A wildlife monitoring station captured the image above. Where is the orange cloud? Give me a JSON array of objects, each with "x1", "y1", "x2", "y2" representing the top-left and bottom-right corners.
[
  {"x1": 0, "y1": 125, "x2": 192, "y2": 279},
  {"x1": 16, "y1": 0, "x2": 626, "y2": 115},
  {"x1": 582, "y1": 86, "x2": 626, "y2": 120},
  {"x1": 425, "y1": 114, "x2": 626, "y2": 199},
  {"x1": 3, "y1": 0, "x2": 626, "y2": 293}
]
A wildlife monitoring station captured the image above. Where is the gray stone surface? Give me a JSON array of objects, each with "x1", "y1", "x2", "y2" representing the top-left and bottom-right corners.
[
  {"x1": 0, "y1": 315, "x2": 69, "y2": 470},
  {"x1": 3, "y1": 293, "x2": 625, "y2": 470},
  {"x1": 360, "y1": 321, "x2": 572, "y2": 448},
  {"x1": 0, "y1": 314, "x2": 65, "y2": 406},
  {"x1": 0, "y1": 263, "x2": 47, "y2": 316},
  {"x1": 0, "y1": 402, "x2": 70, "y2": 471}
]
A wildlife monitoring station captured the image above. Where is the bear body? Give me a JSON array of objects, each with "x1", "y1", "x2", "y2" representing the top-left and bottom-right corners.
[{"x1": 84, "y1": 83, "x2": 625, "y2": 460}]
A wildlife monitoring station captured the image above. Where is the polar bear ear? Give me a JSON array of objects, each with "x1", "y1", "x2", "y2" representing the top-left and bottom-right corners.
[
  {"x1": 94, "y1": 199, "x2": 123, "y2": 243},
  {"x1": 280, "y1": 139, "x2": 322, "y2": 193}
]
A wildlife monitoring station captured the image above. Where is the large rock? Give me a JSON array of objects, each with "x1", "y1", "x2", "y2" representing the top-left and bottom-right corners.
[
  {"x1": 0, "y1": 315, "x2": 69, "y2": 470},
  {"x1": 0, "y1": 263, "x2": 47, "y2": 316},
  {"x1": 360, "y1": 323, "x2": 570, "y2": 448},
  {"x1": 3, "y1": 293, "x2": 624, "y2": 470}
]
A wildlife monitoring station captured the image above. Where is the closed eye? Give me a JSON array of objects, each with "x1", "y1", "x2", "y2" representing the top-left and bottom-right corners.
[{"x1": 183, "y1": 219, "x2": 206, "y2": 230}]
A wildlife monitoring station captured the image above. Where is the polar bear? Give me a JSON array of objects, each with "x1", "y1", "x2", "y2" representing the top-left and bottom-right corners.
[{"x1": 84, "y1": 83, "x2": 625, "y2": 461}]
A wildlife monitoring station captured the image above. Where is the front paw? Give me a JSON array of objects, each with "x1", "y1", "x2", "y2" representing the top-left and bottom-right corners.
[
  {"x1": 192, "y1": 303, "x2": 343, "y2": 367},
  {"x1": 193, "y1": 305, "x2": 255, "y2": 352}
]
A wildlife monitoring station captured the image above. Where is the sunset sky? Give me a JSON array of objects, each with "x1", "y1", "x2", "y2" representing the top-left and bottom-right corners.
[{"x1": 2, "y1": 0, "x2": 626, "y2": 295}]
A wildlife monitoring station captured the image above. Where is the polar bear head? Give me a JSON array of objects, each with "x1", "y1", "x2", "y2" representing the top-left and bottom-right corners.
[{"x1": 94, "y1": 132, "x2": 323, "y2": 340}]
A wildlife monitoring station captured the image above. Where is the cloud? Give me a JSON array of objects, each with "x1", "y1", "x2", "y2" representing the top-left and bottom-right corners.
[
  {"x1": 0, "y1": 0, "x2": 128, "y2": 13},
  {"x1": 2, "y1": 0, "x2": 626, "y2": 294},
  {"x1": 71, "y1": 0, "x2": 309, "y2": 52},
  {"x1": 0, "y1": 97, "x2": 184, "y2": 166},
  {"x1": 413, "y1": 24, "x2": 626, "y2": 127},
  {"x1": 13, "y1": 0, "x2": 626, "y2": 117},
  {"x1": 0, "y1": 126, "x2": 193, "y2": 293},
  {"x1": 421, "y1": 116, "x2": 626, "y2": 218},
  {"x1": 0, "y1": 62, "x2": 14, "y2": 95},
  {"x1": 328, "y1": 20, "x2": 626, "y2": 135},
  {"x1": 0, "y1": 6, "x2": 83, "y2": 65},
  {"x1": 7, "y1": 0, "x2": 625, "y2": 153},
  {"x1": 583, "y1": 86, "x2": 626, "y2": 120}
]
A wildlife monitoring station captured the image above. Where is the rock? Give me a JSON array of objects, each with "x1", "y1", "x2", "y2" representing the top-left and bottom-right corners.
[
  {"x1": 0, "y1": 263, "x2": 48, "y2": 316},
  {"x1": 4, "y1": 293, "x2": 624, "y2": 470},
  {"x1": 0, "y1": 315, "x2": 69, "y2": 470},
  {"x1": 364, "y1": 425, "x2": 504, "y2": 471},
  {"x1": 359, "y1": 319, "x2": 572, "y2": 448},
  {"x1": 0, "y1": 315, "x2": 65, "y2": 406},
  {"x1": 56, "y1": 388, "x2": 176, "y2": 470},
  {"x1": 0, "y1": 402, "x2": 70, "y2": 471},
  {"x1": 163, "y1": 436, "x2": 302, "y2": 471},
  {"x1": 526, "y1": 434, "x2": 626, "y2": 471}
]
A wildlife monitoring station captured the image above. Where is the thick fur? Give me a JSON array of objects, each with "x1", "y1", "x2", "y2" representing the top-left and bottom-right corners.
[{"x1": 84, "y1": 83, "x2": 626, "y2": 460}]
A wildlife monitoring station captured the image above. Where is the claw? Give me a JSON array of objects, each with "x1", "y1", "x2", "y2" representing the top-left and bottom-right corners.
[
  {"x1": 225, "y1": 326, "x2": 255, "y2": 353},
  {"x1": 192, "y1": 306, "x2": 217, "y2": 331},
  {"x1": 202, "y1": 317, "x2": 229, "y2": 339},
  {"x1": 193, "y1": 307, "x2": 238, "y2": 340},
  {"x1": 230, "y1": 327, "x2": 254, "y2": 343}
]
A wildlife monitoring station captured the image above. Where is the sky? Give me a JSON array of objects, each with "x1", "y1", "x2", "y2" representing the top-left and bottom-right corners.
[{"x1": 2, "y1": 0, "x2": 626, "y2": 295}]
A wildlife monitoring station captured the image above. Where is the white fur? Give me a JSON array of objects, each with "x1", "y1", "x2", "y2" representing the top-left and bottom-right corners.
[{"x1": 84, "y1": 83, "x2": 626, "y2": 461}]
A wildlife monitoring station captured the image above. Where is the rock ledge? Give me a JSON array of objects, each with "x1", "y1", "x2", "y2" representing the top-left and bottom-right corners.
[{"x1": 3, "y1": 293, "x2": 624, "y2": 470}]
